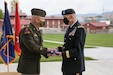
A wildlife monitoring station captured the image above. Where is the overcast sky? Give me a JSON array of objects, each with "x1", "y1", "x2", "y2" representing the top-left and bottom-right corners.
[{"x1": 0, "y1": 0, "x2": 113, "y2": 16}]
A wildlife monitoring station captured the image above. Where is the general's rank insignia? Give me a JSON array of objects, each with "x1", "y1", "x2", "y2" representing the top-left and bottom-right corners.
[
  {"x1": 24, "y1": 28, "x2": 30, "y2": 34},
  {"x1": 62, "y1": 10, "x2": 65, "y2": 15},
  {"x1": 77, "y1": 25, "x2": 84, "y2": 28}
]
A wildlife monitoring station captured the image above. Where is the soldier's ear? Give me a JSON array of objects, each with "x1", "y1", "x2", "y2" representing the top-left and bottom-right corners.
[
  {"x1": 70, "y1": 15, "x2": 74, "y2": 19},
  {"x1": 68, "y1": 15, "x2": 73, "y2": 21},
  {"x1": 35, "y1": 17, "x2": 40, "y2": 23}
]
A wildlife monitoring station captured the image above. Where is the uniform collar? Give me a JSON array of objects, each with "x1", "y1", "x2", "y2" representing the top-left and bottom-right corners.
[
  {"x1": 29, "y1": 23, "x2": 40, "y2": 31},
  {"x1": 69, "y1": 20, "x2": 81, "y2": 29},
  {"x1": 70, "y1": 20, "x2": 77, "y2": 28}
]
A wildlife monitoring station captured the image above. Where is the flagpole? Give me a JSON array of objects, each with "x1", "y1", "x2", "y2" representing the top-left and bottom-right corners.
[
  {"x1": 5, "y1": 0, "x2": 10, "y2": 72},
  {"x1": 7, "y1": 37, "x2": 9, "y2": 72},
  {"x1": 15, "y1": 0, "x2": 22, "y2": 56},
  {"x1": 2, "y1": 1, "x2": 16, "y2": 71}
]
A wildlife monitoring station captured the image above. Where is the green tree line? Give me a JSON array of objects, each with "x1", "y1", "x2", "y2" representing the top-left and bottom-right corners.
[{"x1": 0, "y1": 9, "x2": 4, "y2": 19}]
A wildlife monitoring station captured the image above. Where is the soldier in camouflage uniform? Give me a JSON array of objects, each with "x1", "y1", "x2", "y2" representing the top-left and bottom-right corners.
[{"x1": 17, "y1": 8, "x2": 49, "y2": 75}]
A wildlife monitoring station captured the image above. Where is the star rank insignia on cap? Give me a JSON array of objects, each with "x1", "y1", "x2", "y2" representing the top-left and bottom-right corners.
[{"x1": 24, "y1": 28, "x2": 31, "y2": 34}]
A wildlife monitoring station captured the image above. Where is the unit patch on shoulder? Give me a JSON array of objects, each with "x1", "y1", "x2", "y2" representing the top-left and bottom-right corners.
[{"x1": 24, "y1": 28, "x2": 31, "y2": 34}]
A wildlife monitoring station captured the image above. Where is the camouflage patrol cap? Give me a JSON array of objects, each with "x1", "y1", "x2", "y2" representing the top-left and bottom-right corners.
[
  {"x1": 62, "y1": 8, "x2": 75, "y2": 15},
  {"x1": 31, "y1": 8, "x2": 46, "y2": 17}
]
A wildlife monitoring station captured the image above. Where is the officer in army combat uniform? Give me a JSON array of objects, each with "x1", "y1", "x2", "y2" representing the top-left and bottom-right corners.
[
  {"x1": 17, "y1": 8, "x2": 49, "y2": 75},
  {"x1": 56, "y1": 8, "x2": 86, "y2": 75}
]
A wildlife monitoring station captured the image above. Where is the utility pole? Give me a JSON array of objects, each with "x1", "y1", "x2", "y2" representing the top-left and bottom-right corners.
[{"x1": 10, "y1": 0, "x2": 16, "y2": 12}]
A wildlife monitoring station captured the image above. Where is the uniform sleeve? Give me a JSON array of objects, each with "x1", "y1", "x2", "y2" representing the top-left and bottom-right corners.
[
  {"x1": 62, "y1": 28, "x2": 86, "y2": 59},
  {"x1": 20, "y1": 28, "x2": 41, "y2": 53}
]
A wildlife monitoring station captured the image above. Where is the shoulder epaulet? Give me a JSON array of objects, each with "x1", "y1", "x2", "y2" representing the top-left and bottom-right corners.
[
  {"x1": 77, "y1": 26, "x2": 84, "y2": 28},
  {"x1": 23, "y1": 27, "x2": 31, "y2": 34}
]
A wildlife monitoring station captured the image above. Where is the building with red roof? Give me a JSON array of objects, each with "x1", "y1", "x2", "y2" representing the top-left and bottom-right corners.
[
  {"x1": 0, "y1": 12, "x2": 109, "y2": 33},
  {"x1": 82, "y1": 22, "x2": 108, "y2": 33}
]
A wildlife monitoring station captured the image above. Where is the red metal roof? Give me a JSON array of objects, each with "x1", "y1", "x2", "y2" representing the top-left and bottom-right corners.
[
  {"x1": 26, "y1": 16, "x2": 63, "y2": 20},
  {"x1": 80, "y1": 22, "x2": 87, "y2": 25},
  {"x1": 45, "y1": 16, "x2": 63, "y2": 19},
  {"x1": 9, "y1": 12, "x2": 27, "y2": 17},
  {"x1": 88, "y1": 22, "x2": 108, "y2": 27},
  {"x1": 10, "y1": 19, "x2": 30, "y2": 25}
]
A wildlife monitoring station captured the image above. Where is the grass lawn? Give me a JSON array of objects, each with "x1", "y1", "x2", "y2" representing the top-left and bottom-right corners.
[
  {"x1": 0, "y1": 33, "x2": 112, "y2": 64},
  {"x1": 44, "y1": 42, "x2": 62, "y2": 48},
  {"x1": 41, "y1": 56, "x2": 94, "y2": 62},
  {"x1": 0, "y1": 41, "x2": 95, "y2": 64},
  {"x1": 43, "y1": 33, "x2": 64, "y2": 42},
  {"x1": 0, "y1": 55, "x2": 94, "y2": 64},
  {"x1": 43, "y1": 33, "x2": 113, "y2": 47},
  {"x1": 86, "y1": 34, "x2": 113, "y2": 47}
]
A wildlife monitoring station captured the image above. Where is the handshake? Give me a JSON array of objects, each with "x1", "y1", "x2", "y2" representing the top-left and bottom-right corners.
[{"x1": 47, "y1": 47, "x2": 63, "y2": 56}]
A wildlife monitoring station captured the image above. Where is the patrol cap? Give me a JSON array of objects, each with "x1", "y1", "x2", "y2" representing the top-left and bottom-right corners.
[
  {"x1": 62, "y1": 8, "x2": 75, "y2": 15},
  {"x1": 31, "y1": 8, "x2": 46, "y2": 17}
]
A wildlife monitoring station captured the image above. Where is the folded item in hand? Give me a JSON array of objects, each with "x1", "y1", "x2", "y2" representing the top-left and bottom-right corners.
[{"x1": 48, "y1": 50, "x2": 59, "y2": 55}]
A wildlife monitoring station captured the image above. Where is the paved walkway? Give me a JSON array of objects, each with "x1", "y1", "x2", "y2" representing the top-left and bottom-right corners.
[
  {"x1": 84, "y1": 46, "x2": 113, "y2": 61},
  {"x1": 0, "y1": 61, "x2": 113, "y2": 75},
  {"x1": 0, "y1": 46, "x2": 113, "y2": 75}
]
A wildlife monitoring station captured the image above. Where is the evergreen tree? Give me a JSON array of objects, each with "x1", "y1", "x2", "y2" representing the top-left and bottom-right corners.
[{"x1": 0, "y1": 9, "x2": 4, "y2": 19}]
